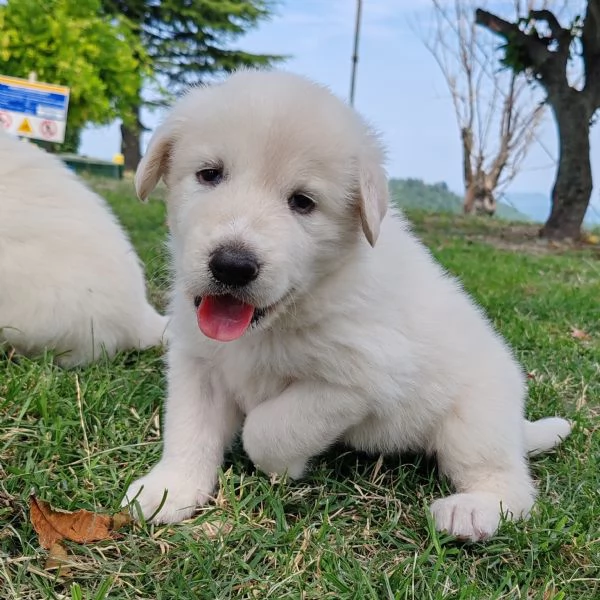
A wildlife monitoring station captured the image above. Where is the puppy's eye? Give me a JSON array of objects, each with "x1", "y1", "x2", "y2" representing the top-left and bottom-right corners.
[
  {"x1": 288, "y1": 193, "x2": 315, "y2": 215},
  {"x1": 196, "y1": 167, "x2": 223, "y2": 185}
]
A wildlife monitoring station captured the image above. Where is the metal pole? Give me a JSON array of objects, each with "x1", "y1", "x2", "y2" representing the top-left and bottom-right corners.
[{"x1": 349, "y1": 0, "x2": 363, "y2": 106}]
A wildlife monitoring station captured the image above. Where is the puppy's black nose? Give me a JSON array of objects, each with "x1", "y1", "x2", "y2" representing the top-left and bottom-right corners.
[{"x1": 209, "y1": 246, "x2": 260, "y2": 287}]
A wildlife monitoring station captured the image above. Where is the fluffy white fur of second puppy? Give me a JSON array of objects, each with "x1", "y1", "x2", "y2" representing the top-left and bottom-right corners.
[
  {"x1": 0, "y1": 133, "x2": 168, "y2": 367},
  {"x1": 123, "y1": 70, "x2": 571, "y2": 541}
]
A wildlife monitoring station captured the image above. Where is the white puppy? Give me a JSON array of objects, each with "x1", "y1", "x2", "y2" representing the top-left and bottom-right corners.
[
  {"x1": 124, "y1": 70, "x2": 571, "y2": 541},
  {"x1": 0, "y1": 133, "x2": 168, "y2": 367}
]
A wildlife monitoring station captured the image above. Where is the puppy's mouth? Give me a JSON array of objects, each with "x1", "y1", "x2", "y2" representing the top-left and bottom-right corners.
[{"x1": 193, "y1": 294, "x2": 268, "y2": 342}]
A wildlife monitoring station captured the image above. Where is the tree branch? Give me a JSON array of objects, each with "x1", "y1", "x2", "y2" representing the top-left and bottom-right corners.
[
  {"x1": 475, "y1": 7, "x2": 568, "y2": 95},
  {"x1": 529, "y1": 9, "x2": 570, "y2": 45},
  {"x1": 486, "y1": 76, "x2": 514, "y2": 189},
  {"x1": 475, "y1": 8, "x2": 549, "y2": 67}
]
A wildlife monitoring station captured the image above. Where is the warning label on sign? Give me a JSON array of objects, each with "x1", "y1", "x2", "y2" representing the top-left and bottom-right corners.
[
  {"x1": 17, "y1": 117, "x2": 33, "y2": 135},
  {"x1": 0, "y1": 111, "x2": 12, "y2": 129},
  {"x1": 40, "y1": 120, "x2": 57, "y2": 139}
]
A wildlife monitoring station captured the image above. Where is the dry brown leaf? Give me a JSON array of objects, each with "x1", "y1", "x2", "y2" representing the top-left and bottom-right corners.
[
  {"x1": 44, "y1": 542, "x2": 72, "y2": 578},
  {"x1": 111, "y1": 510, "x2": 133, "y2": 531},
  {"x1": 199, "y1": 520, "x2": 233, "y2": 539},
  {"x1": 570, "y1": 328, "x2": 591, "y2": 340},
  {"x1": 29, "y1": 496, "x2": 131, "y2": 549}
]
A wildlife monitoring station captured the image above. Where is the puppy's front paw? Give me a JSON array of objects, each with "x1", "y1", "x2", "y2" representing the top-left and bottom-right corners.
[
  {"x1": 121, "y1": 463, "x2": 213, "y2": 524},
  {"x1": 429, "y1": 492, "x2": 508, "y2": 542},
  {"x1": 251, "y1": 453, "x2": 308, "y2": 480}
]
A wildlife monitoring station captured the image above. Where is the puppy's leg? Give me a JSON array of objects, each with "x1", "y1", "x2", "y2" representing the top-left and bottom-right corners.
[
  {"x1": 136, "y1": 308, "x2": 169, "y2": 350},
  {"x1": 243, "y1": 381, "x2": 369, "y2": 479},
  {"x1": 525, "y1": 417, "x2": 571, "y2": 456},
  {"x1": 429, "y1": 393, "x2": 535, "y2": 542},
  {"x1": 122, "y1": 347, "x2": 241, "y2": 523}
]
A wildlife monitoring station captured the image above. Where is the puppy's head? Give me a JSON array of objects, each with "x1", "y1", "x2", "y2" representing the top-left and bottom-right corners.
[{"x1": 137, "y1": 70, "x2": 389, "y2": 341}]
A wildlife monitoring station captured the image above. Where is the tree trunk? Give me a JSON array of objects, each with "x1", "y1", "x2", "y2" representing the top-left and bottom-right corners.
[
  {"x1": 120, "y1": 104, "x2": 142, "y2": 172},
  {"x1": 463, "y1": 169, "x2": 496, "y2": 216},
  {"x1": 540, "y1": 99, "x2": 592, "y2": 240},
  {"x1": 461, "y1": 127, "x2": 476, "y2": 215},
  {"x1": 463, "y1": 182, "x2": 477, "y2": 214}
]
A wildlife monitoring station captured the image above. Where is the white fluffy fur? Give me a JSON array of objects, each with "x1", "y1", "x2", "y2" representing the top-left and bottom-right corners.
[
  {"x1": 0, "y1": 133, "x2": 168, "y2": 367},
  {"x1": 123, "y1": 70, "x2": 571, "y2": 541}
]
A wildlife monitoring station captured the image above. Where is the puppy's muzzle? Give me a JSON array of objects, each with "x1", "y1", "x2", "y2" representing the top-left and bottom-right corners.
[{"x1": 209, "y1": 245, "x2": 260, "y2": 288}]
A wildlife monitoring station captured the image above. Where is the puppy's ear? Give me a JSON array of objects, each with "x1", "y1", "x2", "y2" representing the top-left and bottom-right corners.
[
  {"x1": 135, "y1": 122, "x2": 174, "y2": 202},
  {"x1": 357, "y1": 138, "x2": 389, "y2": 247}
]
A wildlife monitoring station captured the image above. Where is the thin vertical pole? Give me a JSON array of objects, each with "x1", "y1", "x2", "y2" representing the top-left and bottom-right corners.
[{"x1": 349, "y1": 0, "x2": 363, "y2": 106}]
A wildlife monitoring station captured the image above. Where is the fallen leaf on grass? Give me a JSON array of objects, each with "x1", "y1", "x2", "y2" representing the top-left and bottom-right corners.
[
  {"x1": 44, "y1": 542, "x2": 72, "y2": 578},
  {"x1": 570, "y1": 328, "x2": 591, "y2": 341},
  {"x1": 30, "y1": 495, "x2": 131, "y2": 549},
  {"x1": 199, "y1": 519, "x2": 234, "y2": 539}
]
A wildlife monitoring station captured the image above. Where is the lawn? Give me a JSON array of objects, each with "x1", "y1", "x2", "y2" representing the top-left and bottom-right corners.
[{"x1": 1, "y1": 179, "x2": 598, "y2": 599}]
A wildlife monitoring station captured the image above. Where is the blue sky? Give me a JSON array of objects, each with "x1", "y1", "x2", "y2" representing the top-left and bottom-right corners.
[{"x1": 80, "y1": 0, "x2": 600, "y2": 217}]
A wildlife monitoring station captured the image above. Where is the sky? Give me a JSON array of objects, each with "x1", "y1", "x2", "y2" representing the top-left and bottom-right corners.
[{"x1": 79, "y1": 0, "x2": 600, "y2": 218}]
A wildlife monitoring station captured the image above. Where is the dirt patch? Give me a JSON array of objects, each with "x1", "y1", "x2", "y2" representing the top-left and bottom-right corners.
[
  {"x1": 467, "y1": 224, "x2": 600, "y2": 257},
  {"x1": 412, "y1": 214, "x2": 600, "y2": 257}
]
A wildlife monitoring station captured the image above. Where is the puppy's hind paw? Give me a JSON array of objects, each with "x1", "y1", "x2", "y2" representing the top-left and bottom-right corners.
[{"x1": 429, "y1": 492, "x2": 508, "y2": 542}]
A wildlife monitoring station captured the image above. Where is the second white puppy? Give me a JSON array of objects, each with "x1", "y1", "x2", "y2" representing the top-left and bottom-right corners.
[
  {"x1": 0, "y1": 133, "x2": 168, "y2": 367},
  {"x1": 124, "y1": 70, "x2": 570, "y2": 541}
]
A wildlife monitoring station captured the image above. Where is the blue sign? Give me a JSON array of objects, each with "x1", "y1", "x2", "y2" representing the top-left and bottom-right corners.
[
  {"x1": 0, "y1": 74, "x2": 70, "y2": 142},
  {"x1": 0, "y1": 82, "x2": 68, "y2": 120}
]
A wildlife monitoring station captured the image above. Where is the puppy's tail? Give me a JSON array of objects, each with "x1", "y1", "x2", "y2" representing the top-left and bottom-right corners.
[{"x1": 525, "y1": 417, "x2": 572, "y2": 456}]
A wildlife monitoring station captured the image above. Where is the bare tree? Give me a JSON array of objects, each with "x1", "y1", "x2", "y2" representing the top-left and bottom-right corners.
[
  {"x1": 422, "y1": 0, "x2": 545, "y2": 216},
  {"x1": 476, "y1": 1, "x2": 600, "y2": 240}
]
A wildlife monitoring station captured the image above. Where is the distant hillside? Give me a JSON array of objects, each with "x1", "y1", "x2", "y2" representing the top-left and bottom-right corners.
[
  {"x1": 389, "y1": 178, "x2": 530, "y2": 222},
  {"x1": 504, "y1": 192, "x2": 600, "y2": 225},
  {"x1": 504, "y1": 192, "x2": 549, "y2": 223}
]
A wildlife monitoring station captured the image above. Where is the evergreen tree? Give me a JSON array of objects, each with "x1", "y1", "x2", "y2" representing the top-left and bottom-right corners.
[{"x1": 101, "y1": 0, "x2": 284, "y2": 169}]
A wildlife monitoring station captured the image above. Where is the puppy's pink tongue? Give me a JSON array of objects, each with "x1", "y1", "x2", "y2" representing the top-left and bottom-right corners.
[{"x1": 197, "y1": 295, "x2": 255, "y2": 342}]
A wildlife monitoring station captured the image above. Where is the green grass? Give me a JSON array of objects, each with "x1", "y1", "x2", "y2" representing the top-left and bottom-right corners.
[{"x1": 1, "y1": 181, "x2": 599, "y2": 599}]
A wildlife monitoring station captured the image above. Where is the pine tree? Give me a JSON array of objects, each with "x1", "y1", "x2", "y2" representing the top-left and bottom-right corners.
[{"x1": 101, "y1": 0, "x2": 284, "y2": 169}]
